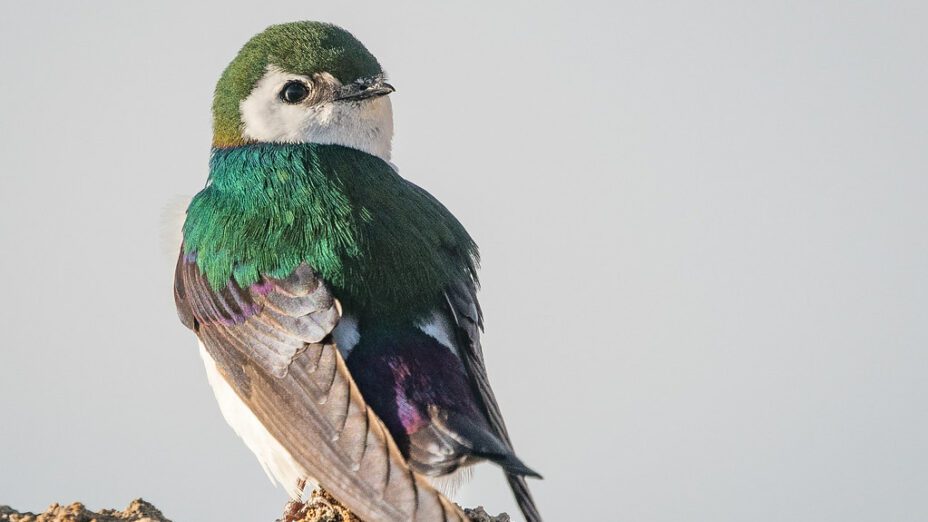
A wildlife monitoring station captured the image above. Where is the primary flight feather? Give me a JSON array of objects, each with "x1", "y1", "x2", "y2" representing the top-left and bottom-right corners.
[{"x1": 174, "y1": 21, "x2": 542, "y2": 522}]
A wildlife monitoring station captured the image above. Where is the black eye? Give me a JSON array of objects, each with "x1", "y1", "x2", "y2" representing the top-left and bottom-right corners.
[{"x1": 280, "y1": 81, "x2": 310, "y2": 103}]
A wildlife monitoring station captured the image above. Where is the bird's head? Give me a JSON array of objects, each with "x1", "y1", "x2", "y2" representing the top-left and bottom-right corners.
[{"x1": 212, "y1": 21, "x2": 395, "y2": 160}]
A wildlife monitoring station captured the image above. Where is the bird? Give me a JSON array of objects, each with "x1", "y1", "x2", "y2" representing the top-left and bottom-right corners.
[{"x1": 173, "y1": 21, "x2": 542, "y2": 522}]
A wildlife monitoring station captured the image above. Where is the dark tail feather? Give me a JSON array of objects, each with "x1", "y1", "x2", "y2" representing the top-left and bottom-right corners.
[
  {"x1": 494, "y1": 452, "x2": 543, "y2": 480},
  {"x1": 445, "y1": 412, "x2": 543, "y2": 480},
  {"x1": 507, "y1": 473, "x2": 543, "y2": 522}
]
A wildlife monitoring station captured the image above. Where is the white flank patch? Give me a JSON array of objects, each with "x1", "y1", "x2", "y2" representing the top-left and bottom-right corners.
[
  {"x1": 331, "y1": 314, "x2": 361, "y2": 359},
  {"x1": 240, "y1": 66, "x2": 394, "y2": 161},
  {"x1": 417, "y1": 310, "x2": 459, "y2": 356},
  {"x1": 198, "y1": 342, "x2": 310, "y2": 499}
]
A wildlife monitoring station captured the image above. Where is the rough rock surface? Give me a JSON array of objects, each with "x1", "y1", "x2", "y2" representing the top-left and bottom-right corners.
[
  {"x1": 279, "y1": 488, "x2": 508, "y2": 522},
  {"x1": 1, "y1": 490, "x2": 508, "y2": 522},
  {"x1": 462, "y1": 506, "x2": 510, "y2": 522},
  {"x1": 0, "y1": 499, "x2": 169, "y2": 522}
]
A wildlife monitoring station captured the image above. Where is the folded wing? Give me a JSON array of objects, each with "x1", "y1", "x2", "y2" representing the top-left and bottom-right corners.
[{"x1": 175, "y1": 254, "x2": 466, "y2": 522}]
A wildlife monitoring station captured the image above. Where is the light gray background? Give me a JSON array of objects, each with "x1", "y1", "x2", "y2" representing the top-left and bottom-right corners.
[{"x1": 1, "y1": 1, "x2": 926, "y2": 521}]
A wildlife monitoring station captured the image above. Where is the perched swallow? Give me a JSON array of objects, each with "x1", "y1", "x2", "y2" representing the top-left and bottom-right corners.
[{"x1": 174, "y1": 21, "x2": 541, "y2": 521}]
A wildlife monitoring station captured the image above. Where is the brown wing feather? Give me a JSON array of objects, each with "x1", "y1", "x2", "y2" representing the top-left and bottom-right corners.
[
  {"x1": 444, "y1": 279, "x2": 544, "y2": 522},
  {"x1": 175, "y1": 254, "x2": 466, "y2": 522}
]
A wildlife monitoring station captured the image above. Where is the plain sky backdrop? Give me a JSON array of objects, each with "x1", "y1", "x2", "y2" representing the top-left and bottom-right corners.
[{"x1": 1, "y1": 1, "x2": 926, "y2": 521}]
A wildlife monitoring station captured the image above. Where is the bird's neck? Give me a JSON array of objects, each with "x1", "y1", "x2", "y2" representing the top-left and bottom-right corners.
[
  {"x1": 184, "y1": 143, "x2": 378, "y2": 291},
  {"x1": 182, "y1": 143, "x2": 479, "y2": 320}
]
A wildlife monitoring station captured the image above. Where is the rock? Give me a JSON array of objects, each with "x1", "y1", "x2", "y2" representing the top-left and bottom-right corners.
[
  {"x1": 279, "y1": 488, "x2": 361, "y2": 522},
  {"x1": 2, "y1": 491, "x2": 507, "y2": 522},
  {"x1": 0, "y1": 499, "x2": 170, "y2": 522},
  {"x1": 463, "y1": 506, "x2": 510, "y2": 522},
  {"x1": 278, "y1": 488, "x2": 509, "y2": 522}
]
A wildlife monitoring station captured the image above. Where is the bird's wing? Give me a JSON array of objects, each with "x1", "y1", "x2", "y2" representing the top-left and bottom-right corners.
[
  {"x1": 175, "y1": 253, "x2": 466, "y2": 522},
  {"x1": 444, "y1": 278, "x2": 544, "y2": 522}
]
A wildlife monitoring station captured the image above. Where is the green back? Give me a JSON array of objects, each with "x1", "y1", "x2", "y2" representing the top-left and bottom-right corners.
[{"x1": 183, "y1": 144, "x2": 479, "y2": 321}]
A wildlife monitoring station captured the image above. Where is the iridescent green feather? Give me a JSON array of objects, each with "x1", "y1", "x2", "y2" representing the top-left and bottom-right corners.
[{"x1": 183, "y1": 144, "x2": 479, "y2": 322}]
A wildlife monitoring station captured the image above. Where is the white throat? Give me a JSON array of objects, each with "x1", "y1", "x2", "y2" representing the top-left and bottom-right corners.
[{"x1": 239, "y1": 66, "x2": 394, "y2": 161}]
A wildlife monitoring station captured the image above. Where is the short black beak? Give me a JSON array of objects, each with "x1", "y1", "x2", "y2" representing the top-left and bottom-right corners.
[{"x1": 334, "y1": 76, "x2": 395, "y2": 102}]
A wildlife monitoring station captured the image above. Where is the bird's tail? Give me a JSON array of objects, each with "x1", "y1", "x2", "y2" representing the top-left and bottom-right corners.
[{"x1": 506, "y1": 473, "x2": 543, "y2": 522}]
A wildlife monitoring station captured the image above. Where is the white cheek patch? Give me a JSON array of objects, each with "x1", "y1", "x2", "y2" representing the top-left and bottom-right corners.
[
  {"x1": 238, "y1": 68, "x2": 313, "y2": 142},
  {"x1": 239, "y1": 66, "x2": 394, "y2": 161}
]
